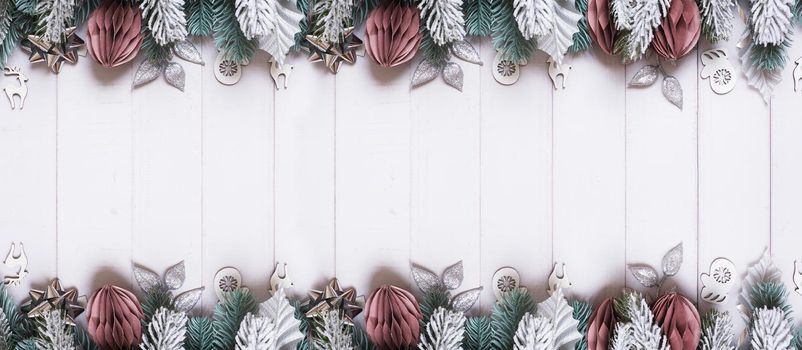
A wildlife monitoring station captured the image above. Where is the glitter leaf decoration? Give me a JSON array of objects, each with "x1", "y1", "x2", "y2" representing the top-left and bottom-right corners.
[
  {"x1": 443, "y1": 62, "x2": 464, "y2": 91},
  {"x1": 451, "y1": 287, "x2": 482, "y2": 312},
  {"x1": 411, "y1": 59, "x2": 441, "y2": 88},
  {"x1": 536, "y1": 289, "x2": 582, "y2": 350},
  {"x1": 442, "y1": 261, "x2": 464, "y2": 290},
  {"x1": 662, "y1": 75, "x2": 683, "y2": 109},
  {"x1": 173, "y1": 40, "x2": 204, "y2": 65},
  {"x1": 629, "y1": 65, "x2": 659, "y2": 86},
  {"x1": 451, "y1": 41, "x2": 483, "y2": 65},
  {"x1": 133, "y1": 264, "x2": 162, "y2": 293},
  {"x1": 628, "y1": 265, "x2": 660, "y2": 288},
  {"x1": 411, "y1": 263, "x2": 441, "y2": 292},
  {"x1": 132, "y1": 60, "x2": 163, "y2": 88},
  {"x1": 164, "y1": 62, "x2": 186, "y2": 91},
  {"x1": 164, "y1": 261, "x2": 186, "y2": 290},
  {"x1": 173, "y1": 287, "x2": 204, "y2": 312},
  {"x1": 661, "y1": 243, "x2": 683, "y2": 276}
]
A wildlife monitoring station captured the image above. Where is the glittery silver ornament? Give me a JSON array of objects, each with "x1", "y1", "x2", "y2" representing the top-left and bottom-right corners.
[
  {"x1": 411, "y1": 59, "x2": 441, "y2": 87},
  {"x1": 163, "y1": 261, "x2": 186, "y2": 289},
  {"x1": 133, "y1": 264, "x2": 162, "y2": 293},
  {"x1": 442, "y1": 62, "x2": 463, "y2": 91},
  {"x1": 451, "y1": 288, "x2": 482, "y2": 312},
  {"x1": 662, "y1": 75, "x2": 683, "y2": 109},
  {"x1": 450, "y1": 41, "x2": 482, "y2": 65},
  {"x1": 661, "y1": 243, "x2": 683, "y2": 276},
  {"x1": 441, "y1": 261, "x2": 464, "y2": 289},
  {"x1": 628, "y1": 265, "x2": 660, "y2": 288},
  {"x1": 132, "y1": 60, "x2": 163, "y2": 88},
  {"x1": 164, "y1": 62, "x2": 186, "y2": 91},
  {"x1": 173, "y1": 41, "x2": 204, "y2": 65},
  {"x1": 173, "y1": 287, "x2": 204, "y2": 312},
  {"x1": 629, "y1": 65, "x2": 659, "y2": 87}
]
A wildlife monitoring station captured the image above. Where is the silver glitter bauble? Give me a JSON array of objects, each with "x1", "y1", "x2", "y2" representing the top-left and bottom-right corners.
[
  {"x1": 629, "y1": 65, "x2": 659, "y2": 87},
  {"x1": 662, "y1": 75, "x2": 683, "y2": 109},
  {"x1": 442, "y1": 62, "x2": 463, "y2": 91}
]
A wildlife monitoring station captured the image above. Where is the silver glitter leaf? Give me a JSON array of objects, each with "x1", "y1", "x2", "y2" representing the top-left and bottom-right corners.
[
  {"x1": 628, "y1": 265, "x2": 660, "y2": 288},
  {"x1": 173, "y1": 287, "x2": 204, "y2": 312},
  {"x1": 133, "y1": 265, "x2": 161, "y2": 293},
  {"x1": 662, "y1": 75, "x2": 683, "y2": 109},
  {"x1": 662, "y1": 243, "x2": 683, "y2": 276},
  {"x1": 451, "y1": 41, "x2": 483, "y2": 65},
  {"x1": 629, "y1": 65, "x2": 659, "y2": 87},
  {"x1": 441, "y1": 261, "x2": 464, "y2": 290},
  {"x1": 164, "y1": 62, "x2": 186, "y2": 91},
  {"x1": 173, "y1": 40, "x2": 204, "y2": 65},
  {"x1": 132, "y1": 60, "x2": 162, "y2": 88},
  {"x1": 451, "y1": 287, "x2": 482, "y2": 313},
  {"x1": 442, "y1": 62, "x2": 463, "y2": 91},
  {"x1": 411, "y1": 264, "x2": 440, "y2": 292},
  {"x1": 411, "y1": 59, "x2": 440, "y2": 88},
  {"x1": 164, "y1": 261, "x2": 186, "y2": 290}
]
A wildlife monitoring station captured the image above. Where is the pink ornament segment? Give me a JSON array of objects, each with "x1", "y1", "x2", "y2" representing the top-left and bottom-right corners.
[
  {"x1": 365, "y1": 284, "x2": 423, "y2": 349},
  {"x1": 651, "y1": 0, "x2": 701, "y2": 60},
  {"x1": 651, "y1": 292, "x2": 701, "y2": 350},
  {"x1": 586, "y1": 297, "x2": 616, "y2": 350},
  {"x1": 365, "y1": 2, "x2": 422, "y2": 67},
  {"x1": 86, "y1": 1, "x2": 144, "y2": 68},
  {"x1": 86, "y1": 284, "x2": 145, "y2": 350},
  {"x1": 586, "y1": 0, "x2": 616, "y2": 55}
]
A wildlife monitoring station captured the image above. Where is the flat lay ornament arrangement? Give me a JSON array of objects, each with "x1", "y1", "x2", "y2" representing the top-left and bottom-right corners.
[
  {"x1": 1, "y1": 0, "x2": 802, "y2": 110},
  {"x1": 3, "y1": 242, "x2": 802, "y2": 350}
]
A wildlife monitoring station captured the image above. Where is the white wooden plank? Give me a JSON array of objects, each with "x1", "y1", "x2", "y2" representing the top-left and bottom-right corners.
[
  {"x1": 479, "y1": 41, "x2": 552, "y2": 308},
  {"x1": 130, "y1": 41, "x2": 204, "y2": 305},
  {"x1": 552, "y1": 49, "x2": 626, "y2": 303},
  {"x1": 335, "y1": 54, "x2": 411, "y2": 294},
  {"x1": 624, "y1": 55, "x2": 698, "y2": 298},
  {"x1": 57, "y1": 54, "x2": 133, "y2": 294},
  {"x1": 697, "y1": 28, "x2": 770, "y2": 327},
  {"x1": 768, "y1": 32, "x2": 802, "y2": 321},
  {"x1": 409, "y1": 39, "x2": 482, "y2": 302},
  {"x1": 200, "y1": 41, "x2": 274, "y2": 309},
  {"x1": 273, "y1": 55, "x2": 336, "y2": 297},
  {"x1": 0, "y1": 50, "x2": 57, "y2": 301}
]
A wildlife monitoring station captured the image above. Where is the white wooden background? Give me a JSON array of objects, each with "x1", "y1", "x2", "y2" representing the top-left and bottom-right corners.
[{"x1": 1, "y1": 20, "x2": 801, "y2": 331}]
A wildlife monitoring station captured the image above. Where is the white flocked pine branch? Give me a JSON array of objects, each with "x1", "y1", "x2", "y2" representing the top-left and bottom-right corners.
[
  {"x1": 36, "y1": 0, "x2": 75, "y2": 44},
  {"x1": 235, "y1": 0, "x2": 274, "y2": 39},
  {"x1": 513, "y1": 314, "x2": 553, "y2": 350},
  {"x1": 235, "y1": 313, "x2": 275, "y2": 350},
  {"x1": 418, "y1": 307, "x2": 466, "y2": 350},
  {"x1": 141, "y1": 0, "x2": 188, "y2": 45},
  {"x1": 319, "y1": 0, "x2": 353, "y2": 43},
  {"x1": 141, "y1": 307, "x2": 188, "y2": 350},
  {"x1": 612, "y1": 294, "x2": 669, "y2": 350},
  {"x1": 700, "y1": 312, "x2": 735, "y2": 350},
  {"x1": 418, "y1": 0, "x2": 466, "y2": 45},
  {"x1": 0, "y1": 0, "x2": 12, "y2": 45},
  {"x1": 35, "y1": 310, "x2": 76, "y2": 350},
  {"x1": 313, "y1": 310, "x2": 354, "y2": 350},
  {"x1": 699, "y1": 0, "x2": 735, "y2": 42},
  {"x1": 750, "y1": 308, "x2": 794, "y2": 350},
  {"x1": 513, "y1": 0, "x2": 554, "y2": 39},
  {"x1": 750, "y1": 0, "x2": 794, "y2": 45},
  {"x1": 626, "y1": 0, "x2": 670, "y2": 58}
]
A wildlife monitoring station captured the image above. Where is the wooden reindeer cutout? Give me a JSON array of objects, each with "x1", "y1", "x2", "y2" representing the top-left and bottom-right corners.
[
  {"x1": 3, "y1": 66, "x2": 29, "y2": 110},
  {"x1": 3, "y1": 242, "x2": 28, "y2": 286},
  {"x1": 793, "y1": 58, "x2": 802, "y2": 92},
  {"x1": 547, "y1": 58, "x2": 571, "y2": 90},
  {"x1": 269, "y1": 262, "x2": 293, "y2": 292},
  {"x1": 269, "y1": 60, "x2": 293, "y2": 90}
]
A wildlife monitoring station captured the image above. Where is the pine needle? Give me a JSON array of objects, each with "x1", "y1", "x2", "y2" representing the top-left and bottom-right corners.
[
  {"x1": 491, "y1": 288, "x2": 536, "y2": 350},
  {"x1": 186, "y1": 316, "x2": 215, "y2": 350},
  {"x1": 571, "y1": 300, "x2": 593, "y2": 350},
  {"x1": 465, "y1": 316, "x2": 493, "y2": 350},
  {"x1": 213, "y1": 289, "x2": 258, "y2": 350}
]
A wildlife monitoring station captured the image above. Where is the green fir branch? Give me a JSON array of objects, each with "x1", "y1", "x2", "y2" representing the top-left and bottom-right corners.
[
  {"x1": 186, "y1": 0, "x2": 215, "y2": 36},
  {"x1": 72, "y1": 0, "x2": 100, "y2": 27},
  {"x1": 464, "y1": 0, "x2": 492, "y2": 36},
  {"x1": 569, "y1": 0, "x2": 591, "y2": 53},
  {"x1": 1, "y1": 9, "x2": 35, "y2": 67},
  {"x1": 141, "y1": 284, "x2": 174, "y2": 328},
  {"x1": 419, "y1": 27, "x2": 451, "y2": 66},
  {"x1": 750, "y1": 282, "x2": 792, "y2": 317},
  {"x1": 749, "y1": 41, "x2": 791, "y2": 72},
  {"x1": 0, "y1": 285, "x2": 33, "y2": 349},
  {"x1": 419, "y1": 285, "x2": 451, "y2": 329},
  {"x1": 141, "y1": 27, "x2": 175, "y2": 63},
  {"x1": 490, "y1": 288, "x2": 536, "y2": 350},
  {"x1": 293, "y1": 300, "x2": 312, "y2": 350},
  {"x1": 212, "y1": 289, "x2": 258, "y2": 350},
  {"x1": 490, "y1": 0, "x2": 536, "y2": 63},
  {"x1": 14, "y1": 0, "x2": 38, "y2": 16},
  {"x1": 213, "y1": 0, "x2": 257, "y2": 63},
  {"x1": 13, "y1": 338, "x2": 37, "y2": 350},
  {"x1": 351, "y1": 324, "x2": 376, "y2": 350},
  {"x1": 465, "y1": 316, "x2": 493, "y2": 350},
  {"x1": 186, "y1": 316, "x2": 215, "y2": 350},
  {"x1": 571, "y1": 300, "x2": 593, "y2": 350},
  {"x1": 73, "y1": 324, "x2": 99, "y2": 350},
  {"x1": 351, "y1": 0, "x2": 378, "y2": 26}
]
